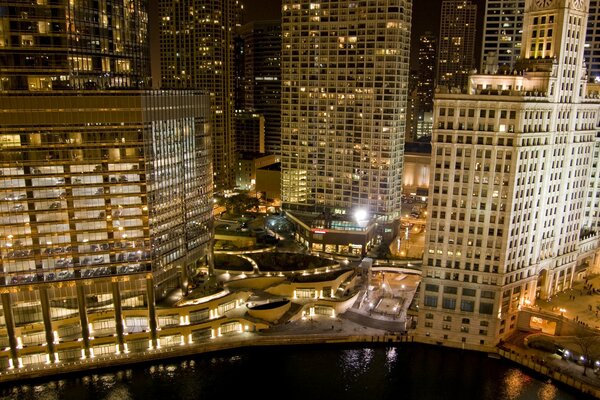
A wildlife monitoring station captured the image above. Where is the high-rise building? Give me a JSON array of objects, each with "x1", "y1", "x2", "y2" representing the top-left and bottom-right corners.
[
  {"x1": 437, "y1": 0, "x2": 477, "y2": 90},
  {"x1": 159, "y1": 0, "x2": 243, "y2": 191},
  {"x1": 238, "y1": 21, "x2": 282, "y2": 155},
  {"x1": 585, "y1": 0, "x2": 600, "y2": 81},
  {"x1": 481, "y1": 0, "x2": 600, "y2": 80},
  {"x1": 281, "y1": 0, "x2": 411, "y2": 222},
  {"x1": 235, "y1": 111, "x2": 265, "y2": 154},
  {"x1": 417, "y1": 33, "x2": 437, "y2": 115},
  {"x1": 480, "y1": 1, "x2": 524, "y2": 73},
  {"x1": 417, "y1": 0, "x2": 599, "y2": 350},
  {"x1": 0, "y1": 0, "x2": 150, "y2": 91},
  {"x1": 0, "y1": 0, "x2": 213, "y2": 368},
  {"x1": 406, "y1": 76, "x2": 419, "y2": 143},
  {"x1": 409, "y1": 33, "x2": 437, "y2": 141}
]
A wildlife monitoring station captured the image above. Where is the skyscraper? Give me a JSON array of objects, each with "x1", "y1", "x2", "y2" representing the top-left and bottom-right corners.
[
  {"x1": 417, "y1": 0, "x2": 598, "y2": 350},
  {"x1": 0, "y1": 0, "x2": 149, "y2": 91},
  {"x1": 481, "y1": 0, "x2": 600, "y2": 79},
  {"x1": 414, "y1": 33, "x2": 437, "y2": 140},
  {"x1": 159, "y1": 0, "x2": 243, "y2": 191},
  {"x1": 585, "y1": 0, "x2": 600, "y2": 81},
  {"x1": 238, "y1": 20, "x2": 282, "y2": 155},
  {"x1": 480, "y1": 0, "x2": 524, "y2": 73},
  {"x1": 281, "y1": 0, "x2": 411, "y2": 221},
  {"x1": 417, "y1": 33, "x2": 437, "y2": 116},
  {"x1": 437, "y1": 0, "x2": 477, "y2": 90},
  {"x1": 0, "y1": 0, "x2": 213, "y2": 368}
]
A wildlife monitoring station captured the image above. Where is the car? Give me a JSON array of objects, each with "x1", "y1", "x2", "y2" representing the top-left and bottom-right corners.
[
  {"x1": 49, "y1": 202, "x2": 60, "y2": 210},
  {"x1": 57, "y1": 270, "x2": 73, "y2": 279},
  {"x1": 82, "y1": 269, "x2": 94, "y2": 278},
  {"x1": 12, "y1": 204, "x2": 24, "y2": 212}
]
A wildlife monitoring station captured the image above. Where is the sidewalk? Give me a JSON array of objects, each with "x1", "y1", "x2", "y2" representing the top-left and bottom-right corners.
[{"x1": 537, "y1": 273, "x2": 600, "y2": 330}]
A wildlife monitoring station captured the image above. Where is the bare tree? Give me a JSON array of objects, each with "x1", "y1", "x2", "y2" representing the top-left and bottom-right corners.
[{"x1": 569, "y1": 328, "x2": 600, "y2": 376}]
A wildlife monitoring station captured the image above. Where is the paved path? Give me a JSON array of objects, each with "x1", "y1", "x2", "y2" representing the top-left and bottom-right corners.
[
  {"x1": 537, "y1": 273, "x2": 600, "y2": 330},
  {"x1": 344, "y1": 309, "x2": 405, "y2": 332}
]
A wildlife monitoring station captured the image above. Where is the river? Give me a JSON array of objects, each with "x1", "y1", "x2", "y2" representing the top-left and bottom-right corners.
[{"x1": 0, "y1": 344, "x2": 590, "y2": 400}]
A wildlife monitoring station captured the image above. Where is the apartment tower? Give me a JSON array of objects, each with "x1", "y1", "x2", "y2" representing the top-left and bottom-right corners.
[
  {"x1": 159, "y1": 0, "x2": 242, "y2": 191},
  {"x1": 281, "y1": 0, "x2": 411, "y2": 222},
  {"x1": 437, "y1": 0, "x2": 477, "y2": 90},
  {"x1": 238, "y1": 20, "x2": 282, "y2": 155}
]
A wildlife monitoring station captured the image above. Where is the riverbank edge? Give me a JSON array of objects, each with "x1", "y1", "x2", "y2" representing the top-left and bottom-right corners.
[
  {"x1": 497, "y1": 346, "x2": 600, "y2": 398},
  {"x1": 0, "y1": 333, "x2": 597, "y2": 399},
  {"x1": 0, "y1": 333, "x2": 404, "y2": 384}
]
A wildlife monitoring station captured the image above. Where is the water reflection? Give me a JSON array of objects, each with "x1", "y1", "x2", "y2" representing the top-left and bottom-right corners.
[
  {"x1": 539, "y1": 382, "x2": 559, "y2": 400},
  {"x1": 339, "y1": 348, "x2": 374, "y2": 391},
  {"x1": 0, "y1": 346, "x2": 583, "y2": 400},
  {"x1": 103, "y1": 385, "x2": 132, "y2": 400},
  {"x1": 385, "y1": 347, "x2": 398, "y2": 371},
  {"x1": 505, "y1": 369, "x2": 525, "y2": 399}
]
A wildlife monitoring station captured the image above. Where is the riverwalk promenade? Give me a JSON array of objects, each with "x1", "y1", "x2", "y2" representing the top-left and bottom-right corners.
[
  {"x1": 1, "y1": 310, "x2": 598, "y2": 399},
  {"x1": 0, "y1": 316, "x2": 398, "y2": 384}
]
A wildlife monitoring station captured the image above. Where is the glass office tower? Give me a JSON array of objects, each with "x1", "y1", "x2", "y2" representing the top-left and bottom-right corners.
[{"x1": 0, "y1": 0, "x2": 214, "y2": 371}]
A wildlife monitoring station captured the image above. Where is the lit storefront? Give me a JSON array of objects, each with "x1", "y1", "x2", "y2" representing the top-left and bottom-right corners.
[{"x1": 285, "y1": 211, "x2": 377, "y2": 257}]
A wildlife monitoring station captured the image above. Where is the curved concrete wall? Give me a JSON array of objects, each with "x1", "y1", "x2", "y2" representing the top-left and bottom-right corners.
[{"x1": 247, "y1": 301, "x2": 291, "y2": 323}]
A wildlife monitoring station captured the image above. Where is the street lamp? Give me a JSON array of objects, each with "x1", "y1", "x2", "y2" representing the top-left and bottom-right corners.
[{"x1": 353, "y1": 208, "x2": 369, "y2": 223}]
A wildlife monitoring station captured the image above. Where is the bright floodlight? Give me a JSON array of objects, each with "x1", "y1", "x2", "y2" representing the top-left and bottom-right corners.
[{"x1": 354, "y1": 208, "x2": 369, "y2": 222}]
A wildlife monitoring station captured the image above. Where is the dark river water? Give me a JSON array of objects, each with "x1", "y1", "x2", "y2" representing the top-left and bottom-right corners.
[{"x1": 0, "y1": 344, "x2": 590, "y2": 400}]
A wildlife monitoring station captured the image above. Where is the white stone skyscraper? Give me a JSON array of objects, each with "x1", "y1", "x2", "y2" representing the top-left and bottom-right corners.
[
  {"x1": 280, "y1": 0, "x2": 411, "y2": 222},
  {"x1": 417, "y1": 0, "x2": 600, "y2": 350}
]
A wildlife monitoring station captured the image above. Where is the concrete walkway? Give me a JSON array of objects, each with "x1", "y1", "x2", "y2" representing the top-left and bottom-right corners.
[{"x1": 537, "y1": 273, "x2": 600, "y2": 330}]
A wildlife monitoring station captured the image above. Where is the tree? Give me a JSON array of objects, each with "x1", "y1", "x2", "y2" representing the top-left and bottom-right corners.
[
  {"x1": 569, "y1": 329, "x2": 600, "y2": 376},
  {"x1": 223, "y1": 193, "x2": 259, "y2": 216},
  {"x1": 375, "y1": 240, "x2": 392, "y2": 260}
]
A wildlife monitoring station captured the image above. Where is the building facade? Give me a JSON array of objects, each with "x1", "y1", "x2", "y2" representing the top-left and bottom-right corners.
[
  {"x1": 417, "y1": 0, "x2": 599, "y2": 350},
  {"x1": 281, "y1": 0, "x2": 411, "y2": 222},
  {"x1": 0, "y1": 0, "x2": 150, "y2": 91},
  {"x1": 235, "y1": 111, "x2": 265, "y2": 154},
  {"x1": 0, "y1": 0, "x2": 215, "y2": 373},
  {"x1": 417, "y1": 33, "x2": 437, "y2": 116},
  {"x1": 480, "y1": 0, "x2": 600, "y2": 80},
  {"x1": 480, "y1": 0, "x2": 525, "y2": 73},
  {"x1": 159, "y1": 0, "x2": 243, "y2": 191},
  {"x1": 237, "y1": 21, "x2": 282, "y2": 155},
  {"x1": 437, "y1": 0, "x2": 478, "y2": 90},
  {"x1": 585, "y1": 0, "x2": 600, "y2": 81}
]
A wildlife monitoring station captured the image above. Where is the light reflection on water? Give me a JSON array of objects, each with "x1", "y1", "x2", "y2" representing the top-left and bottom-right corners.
[
  {"x1": 340, "y1": 348, "x2": 374, "y2": 379},
  {"x1": 0, "y1": 346, "x2": 585, "y2": 400},
  {"x1": 385, "y1": 347, "x2": 397, "y2": 371},
  {"x1": 503, "y1": 369, "x2": 530, "y2": 399}
]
